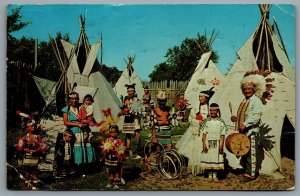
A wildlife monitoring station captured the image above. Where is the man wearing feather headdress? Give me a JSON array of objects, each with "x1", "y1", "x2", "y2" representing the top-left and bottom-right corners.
[{"x1": 231, "y1": 71, "x2": 266, "y2": 182}]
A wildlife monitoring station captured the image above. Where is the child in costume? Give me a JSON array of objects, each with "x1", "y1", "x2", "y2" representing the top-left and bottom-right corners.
[
  {"x1": 53, "y1": 129, "x2": 75, "y2": 178},
  {"x1": 16, "y1": 119, "x2": 48, "y2": 187},
  {"x1": 102, "y1": 125, "x2": 125, "y2": 189},
  {"x1": 119, "y1": 83, "x2": 143, "y2": 159},
  {"x1": 78, "y1": 94, "x2": 96, "y2": 126},
  {"x1": 201, "y1": 103, "x2": 228, "y2": 182}
]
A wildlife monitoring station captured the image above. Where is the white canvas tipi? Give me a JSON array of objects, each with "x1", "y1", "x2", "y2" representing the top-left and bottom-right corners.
[
  {"x1": 61, "y1": 15, "x2": 122, "y2": 131},
  {"x1": 114, "y1": 56, "x2": 144, "y2": 100},
  {"x1": 210, "y1": 5, "x2": 295, "y2": 175},
  {"x1": 184, "y1": 51, "x2": 225, "y2": 109}
]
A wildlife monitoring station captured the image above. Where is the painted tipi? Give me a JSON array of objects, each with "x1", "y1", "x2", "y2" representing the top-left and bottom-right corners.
[{"x1": 184, "y1": 51, "x2": 225, "y2": 109}]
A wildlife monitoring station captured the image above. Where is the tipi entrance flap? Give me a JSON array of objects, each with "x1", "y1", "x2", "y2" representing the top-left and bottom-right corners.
[
  {"x1": 61, "y1": 39, "x2": 74, "y2": 59},
  {"x1": 270, "y1": 34, "x2": 294, "y2": 81},
  {"x1": 73, "y1": 85, "x2": 98, "y2": 103},
  {"x1": 61, "y1": 40, "x2": 81, "y2": 74},
  {"x1": 82, "y1": 41, "x2": 102, "y2": 77}
]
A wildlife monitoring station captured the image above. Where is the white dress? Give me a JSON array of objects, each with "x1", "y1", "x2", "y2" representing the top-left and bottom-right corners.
[
  {"x1": 175, "y1": 104, "x2": 208, "y2": 175},
  {"x1": 201, "y1": 118, "x2": 227, "y2": 170}
]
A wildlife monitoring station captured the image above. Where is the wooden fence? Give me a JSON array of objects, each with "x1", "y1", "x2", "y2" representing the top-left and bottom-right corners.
[
  {"x1": 7, "y1": 61, "x2": 44, "y2": 113},
  {"x1": 144, "y1": 80, "x2": 188, "y2": 104}
]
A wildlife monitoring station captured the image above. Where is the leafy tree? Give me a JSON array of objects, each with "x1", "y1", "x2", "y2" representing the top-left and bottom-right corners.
[
  {"x1": 7, "y1": 7, "x2": 33, "y2": 65},
  {"x1": 148, "y1": 62, "x2": 173, "y2": 82},
  {"x1": 35, "y1": 32, "x2": 70, "y2": 81},
  {"x1": 7, "y1": 6, "x2": 31, "y2": 40},
  {"x1": 7, "y1": 36, "x2": 35, "y2": 66},
  {"x1": 149, "y1": 33, "x2": 219, "y2": 81},
  {"x1": 100, "y1": 64, "x2": 122, "y2": 85}
]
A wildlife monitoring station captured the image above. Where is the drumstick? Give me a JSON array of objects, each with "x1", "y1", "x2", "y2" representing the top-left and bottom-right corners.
[{"x1": 229, "y1": 102, "x2": 233, "y2": 116}]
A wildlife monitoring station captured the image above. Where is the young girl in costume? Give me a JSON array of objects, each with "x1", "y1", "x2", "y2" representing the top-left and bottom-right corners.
[
  {"x1": 201, "y1": 103, "x2": 228, "y2": 182},
  {"x1": 16, "y1": 119, "x2": 48, "y2": 188},
  {"x1": 102, "y1": 125, "x2": 125, "y2": 189}
]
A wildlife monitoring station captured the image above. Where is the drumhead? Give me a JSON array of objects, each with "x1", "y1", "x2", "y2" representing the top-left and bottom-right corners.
[{"x1": 225, "y1": 133, "x2": 250, "y2": 156}]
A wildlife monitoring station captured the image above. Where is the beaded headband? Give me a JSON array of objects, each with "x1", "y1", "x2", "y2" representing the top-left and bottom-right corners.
[
  {"x1": 69, "y1": 94, "x2": 79, "y2": 98},
  {"x1": 127, "y1": 87, "x2": 135, "y2": 91},
  {"x1": 199, "y1": 93, "x2": 210, "y2": 97},
  {"x1": 26, "y1": 120, "x2": 36, "y2": 126},
  {"x1": 241, "y1": 82, "x2": 256, "y2": 90}
]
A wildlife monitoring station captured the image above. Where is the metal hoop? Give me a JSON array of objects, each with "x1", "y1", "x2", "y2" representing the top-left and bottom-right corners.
[
  {"x1": 158, "y1": 149, "x2": 184, "y2": 179},
  {"x1": 157, "y1": 152, "x2": 178, "y2": 179},
  {"x1": 143, "y1": 141, "x2": 165, "y2": 166}
]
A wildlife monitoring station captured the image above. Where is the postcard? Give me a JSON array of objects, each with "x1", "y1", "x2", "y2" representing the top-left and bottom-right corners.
[{"x1": 6, "y1": 4, "x2": 295, "y2": 191}]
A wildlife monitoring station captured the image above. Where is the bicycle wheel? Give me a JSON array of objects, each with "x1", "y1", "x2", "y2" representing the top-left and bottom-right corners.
[{"x1": 143, "y1": 141, "x2": 165, "y2": 166}]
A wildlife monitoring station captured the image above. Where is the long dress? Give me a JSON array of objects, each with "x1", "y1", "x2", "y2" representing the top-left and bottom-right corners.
[
  {"x1": 61, "y1": 106, "x2": 95, "y2": 165},
  {"x1": 175, "y1": 104, "x2": 209, "y2": 175},
  {"x1": 200, "y1": 117, "x2": 227, "y2": 170}
]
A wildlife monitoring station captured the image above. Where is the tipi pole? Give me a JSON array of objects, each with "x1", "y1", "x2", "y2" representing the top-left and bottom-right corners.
[
  {"x1": 100, "y1": 32, "x2": 103, "y2": 66},
  {"x1": 273, "y1": 17, "x2": 290, "y2": 62},
  {"x1": 264, "y1": 20, "x2": 271, "y2": 71},
  {"x1": 255, "y1": 17, "x2": 265, "y2": 67}
]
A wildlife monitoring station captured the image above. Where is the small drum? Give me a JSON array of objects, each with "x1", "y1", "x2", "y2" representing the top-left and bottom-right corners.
[{"x1": 225, "y1": 133, "x2": 250, "y2": 156}]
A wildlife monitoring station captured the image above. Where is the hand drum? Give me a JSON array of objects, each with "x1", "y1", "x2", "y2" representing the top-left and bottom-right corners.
[{"x1": 225, "y1": 133, "x2": 250, "y2": 156}]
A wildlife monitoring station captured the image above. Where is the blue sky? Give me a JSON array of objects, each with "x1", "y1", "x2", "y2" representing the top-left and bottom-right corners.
[{"x1": 8, "y1": 4, "x2": 295, "y2": 81}]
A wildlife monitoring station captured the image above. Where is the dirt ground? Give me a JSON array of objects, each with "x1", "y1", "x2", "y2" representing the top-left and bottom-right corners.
[{"x1": 125, "y1": 157, "x2": 295, "y2": 191}]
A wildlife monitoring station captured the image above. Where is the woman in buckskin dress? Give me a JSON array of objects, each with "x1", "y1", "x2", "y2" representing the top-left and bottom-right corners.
[{"x1": 175, "y1": 88, "x2": 214, "y2": 175}]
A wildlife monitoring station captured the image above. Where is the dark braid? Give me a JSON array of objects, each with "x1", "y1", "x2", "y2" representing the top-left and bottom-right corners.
[{"x1": 207, "y1": 103, "x2": 210, "y2": 117}]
